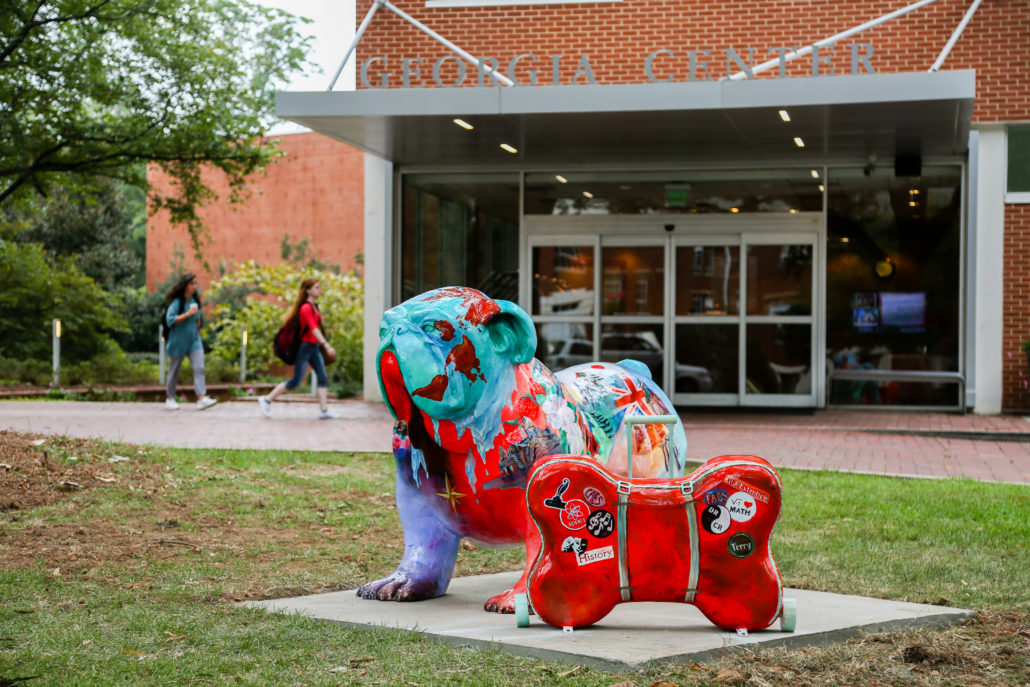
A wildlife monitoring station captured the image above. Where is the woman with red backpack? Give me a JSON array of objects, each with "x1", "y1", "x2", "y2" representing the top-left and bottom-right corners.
[{"x1": 258, "y1": 277, "x2": 340, "y2": 419}]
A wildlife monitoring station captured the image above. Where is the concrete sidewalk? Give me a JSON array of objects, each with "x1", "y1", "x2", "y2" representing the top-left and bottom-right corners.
[{"x1": 1, "y1": 400, "x2": 1028, "y2": 483}]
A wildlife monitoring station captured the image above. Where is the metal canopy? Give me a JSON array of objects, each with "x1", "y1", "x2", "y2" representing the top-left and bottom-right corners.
[{"x1": 275, "y1": 70, "x2": 974, "y2": 167}]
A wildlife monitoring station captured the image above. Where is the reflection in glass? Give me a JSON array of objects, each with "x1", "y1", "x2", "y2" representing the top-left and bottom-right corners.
[
  {"x1": 826, "y1": 165, "x2": 961, "y2": 406},
  {"x1": 535, "y1": 323, "x2": 594, "y2": 371},
  {"x1": 675, "y1": 325, "x2": 733, "y2": 393},
  {"x1": 532, "y1": 246, "x2": 594, "y2": 316},
  {"x1": 746, "y1": 324, "x2": 811, "y2": 394},
  {"x1": 602, "y1": 246, "x2": 664, "y2": 315},
  {"x1": 601, "y1": 324, "x2": 664, "y2": 382},
  {"x1": 401, "y1": 173, "x2": 519, "y2": 302},
  {"x1": 676, "y1": 246, "x2": 739, "y2": 315},
  {"x1": 525, "y1": 169, "x2": 823, "y2": 215},
  {"x1": 746, "y1": 244, "x2": 812, "y2": 315}
]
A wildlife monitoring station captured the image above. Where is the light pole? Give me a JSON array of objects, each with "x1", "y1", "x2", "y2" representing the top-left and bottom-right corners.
[{"x1": 52, "y1": 318, "x2": 61, "y2": 386}]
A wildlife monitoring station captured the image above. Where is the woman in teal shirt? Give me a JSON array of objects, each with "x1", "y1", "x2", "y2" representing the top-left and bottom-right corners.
[{"x1": 164, "y1": 273, "x2": 218, "y2": 411}]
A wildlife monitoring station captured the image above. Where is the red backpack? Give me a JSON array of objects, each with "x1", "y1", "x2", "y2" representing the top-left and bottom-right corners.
[{"x1": 272, "y1": 310, "x2": 310, "y2": 365}]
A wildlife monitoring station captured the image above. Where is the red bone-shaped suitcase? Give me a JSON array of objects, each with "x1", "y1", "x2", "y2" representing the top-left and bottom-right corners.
[{"x1": 519, "y1": 452, "x2": 794, "y2": 632}]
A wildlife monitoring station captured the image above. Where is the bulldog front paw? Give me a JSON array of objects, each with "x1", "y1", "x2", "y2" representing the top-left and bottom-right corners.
[{"x1": 356, "y1": 573, "x2": 443, "y2": 601}]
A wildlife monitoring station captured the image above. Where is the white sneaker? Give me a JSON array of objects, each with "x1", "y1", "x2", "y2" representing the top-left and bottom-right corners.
[
  {"x1": 197, "y1": 396, "x2": 218, "y2": 410},
  {"x1": 258, "y1": 396, "x2": 271, "y2": 418},
  {"x1": 165, "y1": 398, "x2": 180, "y2": 410},
  {"x1": 319, "y1": 408, "x2": 341, "y2": 420}
]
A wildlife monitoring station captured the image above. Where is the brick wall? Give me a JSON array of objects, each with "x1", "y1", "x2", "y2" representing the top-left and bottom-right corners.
[
  {"x1": 355, "y1": 0, "x2": 1029, "y2": 122},
  {"x1": 1003, "y1": 203, "x2": 1030, "y2": 412},
  {"x1": 146, "y1": 132, "x2": 365, "y2": 290}
]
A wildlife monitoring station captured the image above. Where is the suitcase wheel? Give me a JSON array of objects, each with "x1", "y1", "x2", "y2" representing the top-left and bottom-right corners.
[
  {"x1": 780, "y1": 597, "x2": 797, "y2": 632},
  {"x1": 515, "y1": 593, "x2": 530, "y2": 628}
]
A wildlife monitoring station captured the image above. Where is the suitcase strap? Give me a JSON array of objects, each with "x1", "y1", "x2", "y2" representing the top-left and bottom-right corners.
[{"x1": 616, "y1": 480, "x2": 699, "y2": 603}]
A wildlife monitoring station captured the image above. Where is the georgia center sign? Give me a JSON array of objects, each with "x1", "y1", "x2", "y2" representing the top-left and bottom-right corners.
[{"x1": 359, "y1": 43, "x2": 876, "y2": 89}]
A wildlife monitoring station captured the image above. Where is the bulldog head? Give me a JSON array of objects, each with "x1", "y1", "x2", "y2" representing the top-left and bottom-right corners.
[{"x1": 377, "y1": 287, "x2": 536, "y2": 422}]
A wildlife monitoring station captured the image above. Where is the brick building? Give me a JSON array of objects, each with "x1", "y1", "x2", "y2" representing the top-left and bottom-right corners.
[
  {"x1": 274, "y1": 0, "x2": 1029, "y2": 413},
  {"x1": 146, "y1": 131, "x2": 365, "y2": 290}
]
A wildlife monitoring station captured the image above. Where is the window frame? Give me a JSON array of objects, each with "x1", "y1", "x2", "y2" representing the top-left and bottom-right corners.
[
  {"x1": 1005, "y1": 123, "x2": 1030, "y2": 203},
  {"x1": 426, "y1": 0, "x2": 621, "y2": 6}
]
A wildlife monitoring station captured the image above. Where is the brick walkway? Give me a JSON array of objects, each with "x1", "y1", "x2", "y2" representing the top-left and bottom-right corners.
[{"x1": 1, "y1": 401, "x2": 1028, "y2": 484}]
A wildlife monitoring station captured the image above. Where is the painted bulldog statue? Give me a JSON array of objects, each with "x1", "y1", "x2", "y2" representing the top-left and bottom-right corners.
[{"x1": 358, "y1": 286, "x2": 688, "y2": 612}]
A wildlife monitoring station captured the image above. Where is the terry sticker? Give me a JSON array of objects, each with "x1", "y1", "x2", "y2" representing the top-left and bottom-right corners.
[
  {"x1": 703, "y1": 488, "x2": 729, "y2": 506},
  {"x1": 725, "y1": 492, "x2": 758, "y2": 523},
  {"x1": 561, "y1": 536, "x2": 588, "y2": 555},
  {"x1": 560, "y1": 499, "x2": 589, "y2": 530},
  {"x1": 723, "y1": 475, "x2": 770, "y2": 504},
  {"x1": 726, "y1": 491, "x2": 757, "y2": 523},
  {"x1": 728, "y1": 532, "x2": 755, "y2": 558},
  {"x1": 701, "y1": 504, "x2": 730, "y2": 535},
  {"x1": 577, "y1": 545, "x2": 614, "y2": 566},
  {"x1": 583, "y1": 486, "x2": 606, "y2": 508},
  {"x1": 586, "y1": 509, "x2": 615, "y2": 538}
]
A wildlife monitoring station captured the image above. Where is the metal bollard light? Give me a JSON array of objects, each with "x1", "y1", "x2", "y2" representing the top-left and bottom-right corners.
[
  {"x1": 52, "y1": 318, "x2": 61, "y2": 386},
  {"x1": 158, "y1": 325, "x2": 166, "y2": 385},
  {"x1": 240, "y1": 330, "x2": 247, "y2": 382}
]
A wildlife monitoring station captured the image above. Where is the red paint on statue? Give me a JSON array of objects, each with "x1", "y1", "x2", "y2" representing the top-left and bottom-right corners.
[
  {"x1": 413, "y1": 374, "x2": 449, "y2": 401},
  {"x1": 465, "y1": 298, "x2": 500, "y2": 325},
  {"x1": 446, "y1": 335, "x2": 481, "y2": 382},
  {"x1": 434, "y1": 320, "x2": 455, "y2": 341},
  {"x1": 380, "y1": 351, "x2": 412, "y2": 421}
]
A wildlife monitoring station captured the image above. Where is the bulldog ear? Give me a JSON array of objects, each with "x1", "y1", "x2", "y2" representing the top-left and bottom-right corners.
[{"x1": 485, "y1": 299, "x2": 537, "y2": 364}]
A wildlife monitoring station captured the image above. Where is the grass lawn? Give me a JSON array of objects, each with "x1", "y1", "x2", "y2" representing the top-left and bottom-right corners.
[{"x1": 1, "y1": 432, "x2": 1028, "y2": 686}]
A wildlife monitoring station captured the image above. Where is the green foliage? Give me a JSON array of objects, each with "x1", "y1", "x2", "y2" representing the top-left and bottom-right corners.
[
  {"x1": 279, "y1": 233, "x2": 342, "y2": 273},
  {"x1": 8, "y1": 179, "x2": 143, "y2": 290},
  {"x1": 0, "y1": 0, "x2": 314, "y2": 256},
  {"x1": 0, "y1": 240, "x2": 125, "y2": 362},
  {"x1": 206, "y1": 261, "x2": 364, "y2": 395}
]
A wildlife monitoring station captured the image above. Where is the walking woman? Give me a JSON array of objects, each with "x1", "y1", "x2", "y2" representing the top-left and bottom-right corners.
[
  {"x1": 164, "y1": 273, "x2": 218, "y2": 410},
  {"x1": 259, "y1": 277, "x2": 340, "y2": 419}
]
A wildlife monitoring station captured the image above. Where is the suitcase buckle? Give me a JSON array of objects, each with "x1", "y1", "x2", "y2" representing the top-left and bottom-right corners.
[
  {"x1": 680, "y1": 482, "x2": 694, "y2": 496},
  {"x1": 616, "y1": 481, "x2": 631, "y2": 494}
]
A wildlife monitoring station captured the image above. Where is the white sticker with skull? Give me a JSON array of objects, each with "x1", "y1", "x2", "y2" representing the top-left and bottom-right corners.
[{"x1": 726, "y1": 491, "x2": 758, "y2": 523}]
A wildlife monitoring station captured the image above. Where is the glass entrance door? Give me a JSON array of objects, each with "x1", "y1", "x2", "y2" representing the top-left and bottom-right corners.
[{"x1": 526, "y1": 216, "x2": 822, "y2": 408}]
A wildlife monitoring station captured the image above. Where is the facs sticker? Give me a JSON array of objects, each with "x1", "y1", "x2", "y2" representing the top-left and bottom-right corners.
[
  {"x1": 701, "y1": 504, "x2": 730, "y2": 535},
  {"x1": 586, "y1": 509, "x2": 615, "y2": 538},
  {"x1": 726, "y1": 491, "x2": 757, "y2": 523},
  {"x1": 703, "y1": 488, "x2": 729, "y2": 506},
  {"x1": 582, "y1": 486, "x2": 606, "y2": 508},
  {"x1": 728, "y1": 532, "x2": 755, "y2": 558},
  {"x1": 561, "y1": 536, "x2": 588, "y2": 555},
  {"x1": 559, "y1": 499, "x2": 589, "y2": 530}
]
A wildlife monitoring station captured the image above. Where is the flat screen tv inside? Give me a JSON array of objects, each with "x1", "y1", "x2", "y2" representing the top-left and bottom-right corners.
[{"x1": 852, "y1": 292, "x2": 926, "y2": 333}]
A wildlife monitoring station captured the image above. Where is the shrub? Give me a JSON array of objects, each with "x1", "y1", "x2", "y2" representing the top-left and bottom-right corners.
[{"x1": 206, "y1": 261, "x2": 363, "y2": 396}]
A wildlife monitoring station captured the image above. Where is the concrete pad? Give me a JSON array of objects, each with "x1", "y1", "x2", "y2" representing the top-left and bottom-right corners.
[{"x1": 247, "y1": 571, "x2": 972, "y2": 670}]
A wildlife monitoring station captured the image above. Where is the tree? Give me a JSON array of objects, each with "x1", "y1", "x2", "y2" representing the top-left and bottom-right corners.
[
  {"x1": 0, "y1": 0, "x2": 313, "y2": 254},
  {"x1": 0, "y1": 239, "x2": 126, "y2": 361}
]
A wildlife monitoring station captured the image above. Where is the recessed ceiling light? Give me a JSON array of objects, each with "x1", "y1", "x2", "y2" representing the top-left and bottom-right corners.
[
  {"x1": 729, "y1": 207, "x2": 740, "y2": 213},
  {"x1": 909, "y1": 188, "x2": 920, "y2": 194},
  {"x1": 789, "y1": 208, "x2": 798, "y2": 213},
  {"x1": 500, "y1": 143, "x2": 518, "y2": 154},
  {"x1": 810, "y1": 169, "x2": 819, "y2": 178},
  {"x1": 779, "y1": 110, "x2": 791, "y2": 122},
  {"x1": 818, "y1": 184, "x2": 825, "y2": 192},
  {"x1": 841, "y1": 237, "x2": 850, "y2": 243},
  {"x1": 453, "y1": 118, "x2": 473, "y2": 130},
  {"x1": 909, "y1": 201, "x2": 918, "y2": 207},
  {"x1": 582, "y1": 191, "x2": 594, "y2": 198},
  {"x1": 555, "y1": 175, "x2": 568, "y2": 183},
  {"x1": 794, "y1": 137, "x2": 805, "y2": 148}
]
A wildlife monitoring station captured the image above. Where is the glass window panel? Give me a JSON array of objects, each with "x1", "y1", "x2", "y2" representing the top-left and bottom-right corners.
[
  {"x1": 746, "y1": 244, "x2": 812, "y2": 316},
  {"x1": 746, "y1": 324, "x2": 811, "y2": 394},
  {"x1": 829, "y1": 379, "x2": 960, "y2": 407},
  {"x1": 1008, "y1": 124, "x2": 1030, "y2": 193},
  {"x1": 825, "y1": 165, "x2": 961, "y2": 405},
  {"x1": 532, "y1": 246, "x2": 594, "y2": 316},
  {"x1": 535, "y1": 323, "x2": 594, "y2": 371},
  {"x1": 400, "y1": 173, "x2": 519, "y2": 302},
  {"x1": 525, "y1": 169, "x2": 823, "y2": 215},
  {"x1": 602, "y1": 246, "x2": 664, "y2": 315},
  {"x1": 675, "y1": 324, "x2": 735, "y2": 393},
  {"x1": 676, "y1": 245, "x2": 739, "y2": 315},
  {"x1": 601, "y1": 324, "x2": 665, "y2": 382}
]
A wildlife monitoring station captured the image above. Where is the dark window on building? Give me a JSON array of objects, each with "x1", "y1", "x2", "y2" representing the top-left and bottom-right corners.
[
  {"x1": 400, "y1": 173, "x2": 519, "y2": 302},
  {"x1": 1008, "y1": 125, "x2": 1030, "y2": 194}
]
